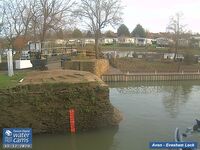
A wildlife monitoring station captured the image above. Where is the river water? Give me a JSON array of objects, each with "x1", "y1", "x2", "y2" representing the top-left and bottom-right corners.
[{"x1": 3, "y1": 81, "x2": 200, "y2": 150}]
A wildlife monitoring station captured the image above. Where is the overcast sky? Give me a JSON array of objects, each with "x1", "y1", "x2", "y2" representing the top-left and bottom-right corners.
[{"x1": 108, "y1": 0, "x2": 200, "y2": 33}]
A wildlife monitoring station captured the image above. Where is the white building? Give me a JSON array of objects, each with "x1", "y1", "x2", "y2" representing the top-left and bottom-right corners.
[
  {"x1": 83, "y1": 38, "x2": 95, "y2": 45},
  {"x1": 100, "y1": 38, "x2": 114, "y2": 44},
  {"x1": 146, "y1": 38, "x2": 153, "y2": 45},
  {"x1": 67, "y1": 39, "x2": 80, "y2": 45},
  {"x1": 190, "y1": 36, "x2": 200, "y2": 48},
  {"x1": 178, "y1": 39, "x2": 189, "y2": 47},
  {"x1": 156, "y1": 38, "x2": 170, "y2": 47},
  {"x1": 55, "y1": 39, "x2": 67, "y2": 45},
  {"x1": 135, "y1": 37, "x2": 146, "y2": 46},
  {"x1": 118, "y1": 37, "x2": 135, "y2": 44},
  {"x1": 164, "y1": 53, "x2": 184, "y2": 60},
  {"x1": 29, "y1": 42, "x2": 42, "y2": 52}
]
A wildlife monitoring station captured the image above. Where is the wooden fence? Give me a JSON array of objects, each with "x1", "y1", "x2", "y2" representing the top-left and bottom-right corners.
[{"x1": 101, "y1": 72, "x2": 200, "y2": 82}]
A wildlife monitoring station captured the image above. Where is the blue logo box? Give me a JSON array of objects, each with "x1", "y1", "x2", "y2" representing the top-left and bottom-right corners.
[
  {"x1": 149, "y1": 141, "x2": 198, "y2": 149},
  {"x1": 2, "y1": 128, "x2": 32, "y2": 149}
]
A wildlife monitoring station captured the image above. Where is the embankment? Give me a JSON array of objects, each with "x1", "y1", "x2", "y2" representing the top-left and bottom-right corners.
[
  {"x1": 63, "y1": 59, "x2": 109, "y2": 77},
  {"x1": 102, "y1": 73, "x2": 200, "y2": 82},
  {"x1": 0, "y1": 70, "x2": 122, "y2": 134},
  {"x1": 110, "y1": 58, "x2": 200, "y2": 73}
]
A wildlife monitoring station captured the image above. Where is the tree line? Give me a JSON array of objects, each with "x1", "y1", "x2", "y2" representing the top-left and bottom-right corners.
[
  {"x1": 0, "y1": 0, "x2": 123, "y2": 58},
  {"x1": 0, "y1": 0, "x2": 196, "y2": 59},
  {"x1": 117, "y1": 24, "x2": 146, "y2": 38}
]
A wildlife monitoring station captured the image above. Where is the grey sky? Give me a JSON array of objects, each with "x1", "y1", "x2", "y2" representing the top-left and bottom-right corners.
[{"x1": 109, "y1": 0, "x2": 200, "y2": 33}]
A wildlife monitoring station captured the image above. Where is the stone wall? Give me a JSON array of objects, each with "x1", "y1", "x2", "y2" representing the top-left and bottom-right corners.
[
  {"x1": 63, "y1": 59, "x2": 109, "y2": 77},
  {"x1": 0, "y1": 70, "x2": 122, "y2": 134}
]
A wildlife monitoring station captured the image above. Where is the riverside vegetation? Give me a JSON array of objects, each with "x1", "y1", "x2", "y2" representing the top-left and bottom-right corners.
[{"x1": 0, "y1": 70, "x2": 122, "y2": 134}]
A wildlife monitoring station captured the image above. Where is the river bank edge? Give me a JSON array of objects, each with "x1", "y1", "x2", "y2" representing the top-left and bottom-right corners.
[{"x1": 0, "y1": 69, "x2": 123, "y2": 134}]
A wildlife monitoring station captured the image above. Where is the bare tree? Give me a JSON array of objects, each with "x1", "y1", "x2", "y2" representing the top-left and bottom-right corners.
[
  {"x1": 1, "y1": 0, "x2": 17, "y2": 49},
  {"x1": 32, "y1": 0, "x2": 75, "y2": 48},
  {"x1": 1, "y1": 0, "x2": 34, "y2": 49},
  {"x1": 1, "y1": 0, "x2": 75, "y2": 52},
  {"x1": 167, "y1": 12, "x2": 186, "y2": 60},
  {"x1": 77, "y1": 0, "x2": 123, "y2": 58},
  {"x1": 0, "y1": 0, "x2": 3, "y2": 34},
  {"x1": 18, "y1": 0, "x2": 36, "y2": 38}
]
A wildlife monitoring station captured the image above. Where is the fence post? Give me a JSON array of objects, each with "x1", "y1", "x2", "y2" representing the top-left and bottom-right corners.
[{"x1": 7, "y1": 49, "x2": 14, "y2": 77}]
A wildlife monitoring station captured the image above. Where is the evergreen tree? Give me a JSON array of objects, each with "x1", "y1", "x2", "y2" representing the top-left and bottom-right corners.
[
  {"x1": 117, "y1": 24, "x2": 130, "y2": 37},
  {"x1": 131, "y1": 24, "x2": 146, "y2": 37}
]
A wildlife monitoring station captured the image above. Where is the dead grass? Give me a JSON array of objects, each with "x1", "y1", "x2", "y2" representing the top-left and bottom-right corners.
[{"x1": 112, "y1": 58, "x2": 200, "y2": 73}]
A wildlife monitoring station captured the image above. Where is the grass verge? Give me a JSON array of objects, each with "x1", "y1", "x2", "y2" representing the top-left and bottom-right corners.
[{"x1": 0, "y1": 72, "x2": 25, "y2": 89}]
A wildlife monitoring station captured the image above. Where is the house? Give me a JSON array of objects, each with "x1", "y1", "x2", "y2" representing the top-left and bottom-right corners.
[
  {"x1": 29, "y1": 42, "x2": 42, "y2": 52},
  {"x1": 146, "y1": 38, "x2": 153, "y2": 45},
  {"x1": 178, "y1": 39, "x2": 189, "y2": 48},
  {"x1": 55, "y1": 39, "x2": 67, "y2": 45},
  {"x1": 100, "y1": 38, "x2": 114, "y2": 45},
  {"x1": 135, "y1": 37, "x2": 146, "y2": 46},
  {"x1": 176, "y1": 53, "x2": 184, "y2": 60},
  {"x1": 164, "y1": 53, "x2": 184, "y2": 60},
  {"x1": 190, "y1": 36, "x2": 200, "y2": 48},
  {"x1": 194, "y1": 55, "x2": 200, "y2": 63},
  {"x1": 118, "y1": 37, "x2": 135, "y2": 44},
  {"x1": 156, "y1": 38, "x2": 171, "y2": 47},
  {"x1": 82, "y1": 38, "x2": 95, "y2": 45},
  {"x1": 67, "y1": 39, "x2": 80, "y2": 45}
]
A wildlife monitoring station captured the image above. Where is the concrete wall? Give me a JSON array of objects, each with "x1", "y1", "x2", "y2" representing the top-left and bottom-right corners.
[{"x1": 63, "y1": 59, "x2": 109, "y2": 77}]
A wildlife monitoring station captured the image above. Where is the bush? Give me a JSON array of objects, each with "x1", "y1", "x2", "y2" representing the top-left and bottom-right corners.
[{"x1": 184, "y1": 53, "x2": 195, "y2": 65}]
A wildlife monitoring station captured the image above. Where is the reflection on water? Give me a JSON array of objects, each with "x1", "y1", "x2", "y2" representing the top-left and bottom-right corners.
[
  {"x1": 108, "y1": 81, "x2": 200, "y2": 150},
  {"x1": 1, "y1": 81, "x2": 199, "y2": 150},
  {"x1": 109, "y1": 81, "x2": 200, "y2": 118},
  {"x1": 162, "y1": 84, "x2": 193, "y2": 118},
  {"x1": 32, "y1": 127, "x2": 119, "y2": 150}
]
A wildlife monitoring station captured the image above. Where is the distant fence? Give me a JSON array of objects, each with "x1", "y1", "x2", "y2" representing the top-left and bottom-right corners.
[{"x1": 101, "y1": 72, "x2": 200, "y2": 82}]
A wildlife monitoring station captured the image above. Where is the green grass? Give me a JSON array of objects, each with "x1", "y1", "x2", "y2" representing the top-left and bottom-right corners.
[
  {"x1": 77, "y1": 44, "x2": 200, "y2": 55},
  {"x1": 0, "y1": 72, "x2": 25, "y2": 89},
  {"x1": 111, "y1": 58, "x2": 200, "y2": 73}
]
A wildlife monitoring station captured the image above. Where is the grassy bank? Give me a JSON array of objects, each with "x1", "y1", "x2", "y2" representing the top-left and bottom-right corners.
[
  {"x1": 110, "y1": 58, "x2": 200, "y2": 73},
  {"x1": 76, "y1": 44, "x2": 200, "y2": 55},
  {"x1": 0, "y1": 72, "x2": 25, "y2": 89},
  {"x1": 0, "y1": 82, "x2": 122, "y2": 134},
  {"x1": 0, "y1": 69, "x2": 122, "y2": 134}
]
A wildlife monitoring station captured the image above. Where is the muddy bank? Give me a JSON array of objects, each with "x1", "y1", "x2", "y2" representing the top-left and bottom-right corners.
[{"x1": 0, "y1": 70, "x2": 122, "y2": 134}]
